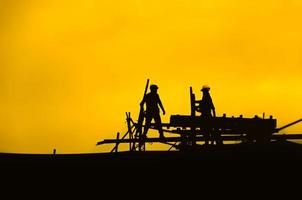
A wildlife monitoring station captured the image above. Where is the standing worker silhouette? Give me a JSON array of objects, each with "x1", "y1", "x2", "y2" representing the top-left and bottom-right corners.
[
  {"x1": 140, "y1": 84, "x2": 166, "y2": 139},
  {"x1": 197, "y1": 85, "x2": 216, "y2": 118},
  {"x1": 196, "y1": 85, "x2": 219, "y2": 145}
]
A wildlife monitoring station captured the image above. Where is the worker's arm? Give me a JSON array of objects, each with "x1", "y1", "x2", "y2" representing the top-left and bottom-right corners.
[
  {"x1": 211, "y1": 100, "x2": 216, "y2": 117},
  {"x1": 140, "y1": 96, "x2": 146, "y2": 108},
  {"x1": 212, "y1": 108, "x2": 216, "y2": 117},
  {"x1": 195, "y1": 100, "x2": 203, "y2": 113},
  {"x1": 158, "y1": 95, "x2": 165, "y2": 115},
  {"x1": 195, "y1": 101, "x2": 201, "y2": 112}
]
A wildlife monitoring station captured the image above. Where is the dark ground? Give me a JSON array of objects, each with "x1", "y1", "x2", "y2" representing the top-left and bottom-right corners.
[{"x1": 1, "y1": 141, "x2": 302, "y2": 198}]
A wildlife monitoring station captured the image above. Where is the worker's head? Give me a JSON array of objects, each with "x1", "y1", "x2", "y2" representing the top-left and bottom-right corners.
[
  {"x1": 150, "y1": 84, "x2": 158, "y2": 92},
  {"x1": 201, "y1": 85, "x2": 210, "y2": 92}
]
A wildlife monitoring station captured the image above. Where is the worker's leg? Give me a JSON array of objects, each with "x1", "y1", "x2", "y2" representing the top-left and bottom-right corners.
[
  {"x1": 202, "y1": 115, "x2": 210, "y2": 146},
  {"x1": 143, "y1": 114, "x2": 152, "y2": 137},
  {"x1": 210, "y1": 129, "x2": 215, "y2": 145},
  {"x1": 214, "y1": 130, "x2": 223, "y2": 145},
  {"x1": 204, "y1": 129, "x2": 210, "y2": 146},
  {"x1": 154, "y1": 113, "x2": 164, "y2": 138}
]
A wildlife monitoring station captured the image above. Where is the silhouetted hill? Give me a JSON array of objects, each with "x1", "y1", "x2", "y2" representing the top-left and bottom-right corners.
[
  {"x1": 1, "y1": 141, "x2": 302, "y2": 176},
  {"x1": 1, "y1": 141, "x2": 301, "y2": 198}
]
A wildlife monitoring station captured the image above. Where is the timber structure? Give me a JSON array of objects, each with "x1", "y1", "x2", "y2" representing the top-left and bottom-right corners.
[{"x1": 97, "y1": 80, "x2": 302, "y2": 152}]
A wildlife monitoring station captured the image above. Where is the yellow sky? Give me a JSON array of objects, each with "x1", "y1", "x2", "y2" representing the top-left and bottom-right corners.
[{"x1": 0, "y1": 0, "x2": 301, "y2": 153}]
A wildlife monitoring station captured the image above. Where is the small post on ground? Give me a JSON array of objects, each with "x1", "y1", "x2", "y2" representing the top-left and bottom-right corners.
[{"x1": 115, "y1": 132, "x2": 120, "y2": 153}]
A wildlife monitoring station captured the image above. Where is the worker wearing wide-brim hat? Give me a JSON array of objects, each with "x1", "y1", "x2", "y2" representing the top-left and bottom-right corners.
[
  {"x1": 196, "y1": 85, "x2": 218, "y2": 145},
  {"x1": 196, "y1": 85, "x2": 216, "y2": 118},
  {"x1": 201, "y1": 85, "x2": 211, "y2": 92}
]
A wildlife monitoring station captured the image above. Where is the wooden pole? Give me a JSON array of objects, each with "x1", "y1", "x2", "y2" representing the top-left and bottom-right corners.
[
  {"x1": 126, "y1": 112, "x2": 133, "y2": 151},
  {"x1": 190, "y1": 87, "x2": 196, "y2": 147},
  {"x1": 136, "y1": 79, "x2": 149, "y2": 151}
]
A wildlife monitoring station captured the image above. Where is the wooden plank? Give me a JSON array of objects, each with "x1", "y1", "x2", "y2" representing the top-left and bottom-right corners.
[
  {"x1": 98, "y1": 135, "x2": 243, "y2": 145},
  {"x1": 271, "y1": 134, "x2": 302, "y2": 140},
  {"x1": 97, "y1": 134, "x2": 302, "y2": 145}
]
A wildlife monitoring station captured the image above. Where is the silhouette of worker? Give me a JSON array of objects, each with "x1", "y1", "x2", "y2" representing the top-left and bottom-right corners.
[
  {"x1": 196, "y1": 85, "x2": 216, "y2": 118},
  {"x1": 140, "y1": 84, "x2": 166, "y2": 139},
  {"x1": 196, "y1": 85, "x2": 220, "y2": 145}
]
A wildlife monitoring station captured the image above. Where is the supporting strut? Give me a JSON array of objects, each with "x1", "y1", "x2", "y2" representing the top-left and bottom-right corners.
[{"x1": 276, "y1": 119, "x2": 302, "y2": 132}]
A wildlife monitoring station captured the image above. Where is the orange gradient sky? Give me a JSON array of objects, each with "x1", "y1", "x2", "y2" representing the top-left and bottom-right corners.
[{"x1": 0, "y1": 0, "x2": 301, "y2": 153}]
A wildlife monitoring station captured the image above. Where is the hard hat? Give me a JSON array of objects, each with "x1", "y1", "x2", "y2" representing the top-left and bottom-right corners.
[
  {"x1": 150, "y1": 84, "x2": 158, "y2": 90},
  {"x1": 201, "y1": 85, "x2": 210, "y2": 91}
]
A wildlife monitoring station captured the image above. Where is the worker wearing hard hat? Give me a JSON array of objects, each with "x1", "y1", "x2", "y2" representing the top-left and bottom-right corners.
[{"x1": 140, "y1": 84, "x2": 166, "y2": 139}]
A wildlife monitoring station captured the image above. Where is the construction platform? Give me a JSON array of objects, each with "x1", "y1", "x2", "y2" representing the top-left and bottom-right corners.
[{"x1": 97, "y1": 81, "x2": 302, "y2": 152}]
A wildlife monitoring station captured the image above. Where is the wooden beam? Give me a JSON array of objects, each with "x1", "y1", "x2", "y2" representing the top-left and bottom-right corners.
[
  {"x1": 98, "y1": 135, "x2": 243, "y2": 145},
  {"x1": 97, "y1": 134, "x2": 302, "y2": 146},
  {"x1": 276, "y1": 119, "x2": 302, "y2": 132},
  {"x1": 271, "y1": 134, "x2": 302, "y2": 140}
]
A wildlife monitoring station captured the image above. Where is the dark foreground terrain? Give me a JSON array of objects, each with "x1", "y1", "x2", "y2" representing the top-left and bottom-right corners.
[{"x1": 1, "y1": 141, "x2": 302, "y2": 197}]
